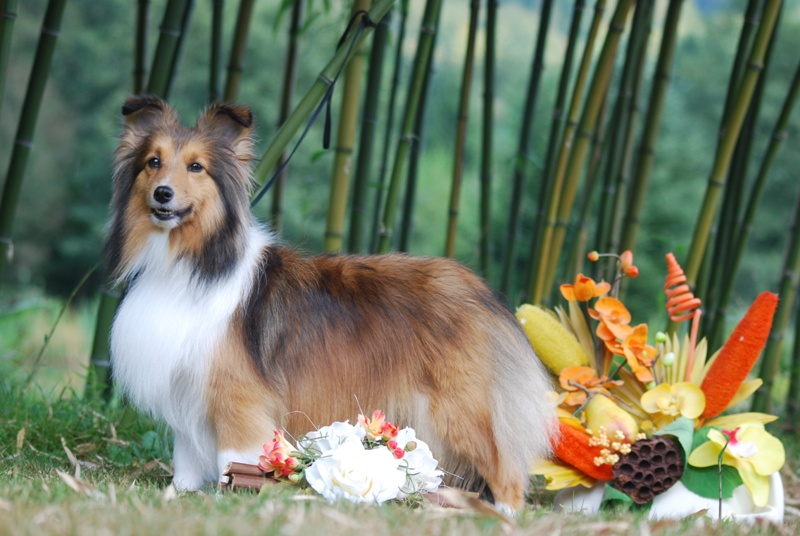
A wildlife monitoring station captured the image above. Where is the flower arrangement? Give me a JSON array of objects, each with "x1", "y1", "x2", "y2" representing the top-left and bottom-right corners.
[
  {"x1": 256, "y1": 410, "x2": 442, "y2": 505},
  {"x1": 519, "y1": 251, "x2": 785, "y2": 515}
]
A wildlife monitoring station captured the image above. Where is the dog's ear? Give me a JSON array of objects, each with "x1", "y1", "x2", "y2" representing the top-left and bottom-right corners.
[
  {"x1": 119, "y1": 94, "x2": 179, "y2": 146},
  {"x1": 197, "y1": 103, "x2": 254, "y2": 161}
]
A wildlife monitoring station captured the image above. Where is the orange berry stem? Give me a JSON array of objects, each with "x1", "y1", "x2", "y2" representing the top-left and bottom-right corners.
[
  {"x1": 700, "y1": 292, "x2": 779, "y2": 419},
  {"x1": 553, "y1": 421, "x2": 614, "y2": 481},
  {"x1": 685, "y1": 309, "x2": 702, "y2": 382}
]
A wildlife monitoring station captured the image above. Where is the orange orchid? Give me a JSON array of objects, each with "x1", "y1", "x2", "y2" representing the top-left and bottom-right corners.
[
  {"x1": 589, "y1": 297, "x2": 633, "y2": 355},
  {"x1": 621, "y1": 324, "x2": 656, "y2": 383},
  {"x1": 560, "y1": 274, "x2": 611, "y2": 302},
  {"x1": 558, "y1": 366, "x2": 622, "y2": 407}
]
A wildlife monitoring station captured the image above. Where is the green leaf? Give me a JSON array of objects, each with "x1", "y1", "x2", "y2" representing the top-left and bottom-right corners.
[
  {"x1": 681, "y1": 426, "x2": 743, "y2": 499},
  {"x1": 601, "y1": 483, "x2": 634, "y2": 507},
  {"x1": 600, "y1": 484, "x2": 652, "y2": 514},
  {"x1": 681, "y1": 463, "x2": 743, "y2": 499},
  {"x1": 654, "y1": 417, "x2": 694, "y2": 461}
]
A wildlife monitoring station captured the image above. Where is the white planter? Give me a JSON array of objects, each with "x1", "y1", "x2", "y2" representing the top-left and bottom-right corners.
[{"x1": 553, "y1": 472, "x2": 783, "y2": 523}]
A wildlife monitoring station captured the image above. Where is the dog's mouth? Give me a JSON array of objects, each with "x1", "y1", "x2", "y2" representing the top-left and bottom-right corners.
[{"x1": 151, "y1": 206, "x2": 192, "y2": 222}]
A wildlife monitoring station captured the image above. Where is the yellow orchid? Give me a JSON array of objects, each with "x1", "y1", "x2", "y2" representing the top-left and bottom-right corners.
[
  {"x1": 531, "y1": 458, "x2": 595, "y2": 490},
  {"x1": 640, "y1": 382, "x2": 705, "y2": 428},
  {"x1": 688, "y1": 423, "x2": 785, "y2": 507}
]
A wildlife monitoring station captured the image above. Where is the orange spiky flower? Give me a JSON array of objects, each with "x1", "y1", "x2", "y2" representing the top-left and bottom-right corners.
[{"x1": 664, "y1": 253, "x2": 702, "y2": 381}]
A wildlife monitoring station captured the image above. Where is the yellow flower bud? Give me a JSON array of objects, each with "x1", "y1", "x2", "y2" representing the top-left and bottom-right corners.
[{"x1": 515, "y1": 304, "x2": 590, "y2": 374}]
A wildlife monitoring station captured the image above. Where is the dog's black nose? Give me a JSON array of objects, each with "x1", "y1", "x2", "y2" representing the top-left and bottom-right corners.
[{"x1": 154, "y1": 186, "x2": 174, "y2": 204}]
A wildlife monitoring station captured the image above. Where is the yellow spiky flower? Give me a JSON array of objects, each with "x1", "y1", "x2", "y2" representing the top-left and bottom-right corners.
[{"x1": 516, "y1": 304, "x2": 589, "y2": 374}]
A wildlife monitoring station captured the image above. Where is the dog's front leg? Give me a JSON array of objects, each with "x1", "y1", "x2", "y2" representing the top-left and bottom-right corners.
[{"x1": 172, "y1": 430, "x2": 217, "y2": 491}]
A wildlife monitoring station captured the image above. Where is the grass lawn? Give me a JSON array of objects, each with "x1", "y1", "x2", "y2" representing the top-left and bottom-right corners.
[
  {"x1": 1, "y1": 374, "x2": 799, "y2": 536},
  {"x1": 1, "y1": 299, "x2": 798, "y2": 536}
]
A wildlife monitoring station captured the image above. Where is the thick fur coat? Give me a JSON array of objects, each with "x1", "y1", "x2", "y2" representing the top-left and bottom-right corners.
[{"x1": 107, "y1": 95, "x2": 556, "y2": 511}]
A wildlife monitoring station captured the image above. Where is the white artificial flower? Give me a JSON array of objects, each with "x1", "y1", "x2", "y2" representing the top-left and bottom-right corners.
[
  {"x1": 299, "y1": 421, "x2": 361, "y2": 456},
  {"x1": 394, "y1": 427, "x2": 443, "y2": 498},
  {"x1": 305, "y1": 441, "x2": 405, "y2": 504}
]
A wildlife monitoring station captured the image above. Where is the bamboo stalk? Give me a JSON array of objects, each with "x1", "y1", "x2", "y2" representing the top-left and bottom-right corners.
[
  {"x1": 527, "y1": 0, "x2": 604, "y2": 303},
  {"x1": 706, "y1": 11, "x2": 782, "y2": 350},
  {"x1": 0, "y1": 0, "x2": 18, "y2": 125},
  {"x1": 537, "y1": 0, "x2": 634, "y2": 303},
  {"x1": 146, "y1": 0, "x2": 190, "y2": 96},
  {"x1": 499, "y1": 0, "x2": 553, "y2": 293},
  {"x1": 681, "y1": 0, "x2": 782, "y2": 290},
  {"x1": 0, "y1": 0, "x2": 67, "y2": 282},
  {"x1": 544, "y1": 0, "x2": 634, "y2": 297},
  {"x1": 253, "y1": 0, "x2": 396, "y2": 189},
  {"x1": 209, "y1": 0, "x2": 224, "y2": 102},
  {"x1": 721, "y1": 0, "x2": 762, "y2": 131},
  {"x1": 619, "y1": 0, "x2": 684, "y2": 254},
  {"x1": 223, "y1": 0, "x2": 255, "y2": 102},
  {"x1": 565, "y1": 92, "x2": 610, "y2": 281},
  {"x1": 134, "y1": 0, "x2": 149, "y2": 93},
  {"x1": 164, "y1": 0, "x2": 195, "y2": 99},
  {"x1": 444, "y1": 0, "x2": 479, "y2": 258},
  {"x1": 271, "y1": 0, "x2": 303, "y2": 234},
  {"x1": 595, "y1": 0, "x2": 654, "y2": 261},
  {"x1": 87, "y1": 288, "x2": 121, "y2": 401},
  {"x1": 695, "y1": 0, "x2": 766, "y2": 313},
  {"x1": 370, "y1": 2, "x2": 408, "y2": 253},
  {"x1": 731, "y1": 63, "x2": 800, "y2": 411},
  {"x1": 479, "y1": 0, "x2": 497, "y2": 277},
  {"x1": 347, "y1": 8, "x2": 390, "y2": 253},
  {"x1": 751, "y1": 188, "x2": 800, "y2": 413},
  {"x1": 399, "y1": 26, "x2": 437, "y2": 253},
  {"x1": 788, "y1": 291, "x2": 800, "y2": 425},
  {"x1": 376, "y1": 0, "x2": 442, "y2": 254},
  {"x1": 524, "y1": 0, "x2": 586, "y2": 299},
  {"x1": 324, "y1": 0, "x2": 373, "y2": 253}
]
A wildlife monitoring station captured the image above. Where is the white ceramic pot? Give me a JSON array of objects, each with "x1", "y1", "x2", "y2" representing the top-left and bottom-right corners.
[{"x1": 553, "y1": 472, "x2": 783, "y2": 523}]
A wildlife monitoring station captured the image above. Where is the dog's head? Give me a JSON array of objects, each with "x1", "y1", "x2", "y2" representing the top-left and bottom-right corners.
[{"x1": 107, "y1": 95, "x2": 256, "y2": 282}]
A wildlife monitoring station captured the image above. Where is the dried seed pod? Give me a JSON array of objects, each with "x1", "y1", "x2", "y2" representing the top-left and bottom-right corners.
[{"x1": 611, "y1": 435, "x2": 684, "y2": 504}]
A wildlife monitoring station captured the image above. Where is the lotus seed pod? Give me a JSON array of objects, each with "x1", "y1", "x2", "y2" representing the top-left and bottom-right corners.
[
  {"x1": 612, "y1": 435, "x2": 684, "y2": 504},
  {"x1": 515, "y1": 304, "x2": 590, "y2": 374}
]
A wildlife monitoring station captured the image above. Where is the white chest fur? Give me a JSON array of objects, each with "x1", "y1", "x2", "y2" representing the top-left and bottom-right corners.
[{"x1": 110, "y1": 227, "x2": 271, "y2": 435}]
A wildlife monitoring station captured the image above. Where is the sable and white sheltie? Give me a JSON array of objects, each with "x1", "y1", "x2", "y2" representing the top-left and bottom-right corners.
[{"x1": 106, "y1": 95, "x2": 556, "y2": 511}]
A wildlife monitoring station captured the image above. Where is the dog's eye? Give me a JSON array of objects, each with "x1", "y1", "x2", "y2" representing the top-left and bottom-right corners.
[
  {"x1": 188, "y1": 162, "x2": 204, "y2": 173},
  {"x1": 147, "y1": 157, "x2": 161, "y2": 169}
]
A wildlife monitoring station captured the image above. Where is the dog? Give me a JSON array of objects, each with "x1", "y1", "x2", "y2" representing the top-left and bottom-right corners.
[{"x1": 106, "y1": 95, "x2": 556, "y2": 512}]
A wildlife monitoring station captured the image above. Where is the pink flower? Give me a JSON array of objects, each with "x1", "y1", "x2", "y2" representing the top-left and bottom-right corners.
[
  {"x1": 358, "y1": 410, "x2": 386, "y2": 440},
  {"x1": 381, "y1": 422, "x2": 399, "y2": 441},
  {"x1": 258, "y1": 430, "x2": 300, "y2": 479},
  {"x1": 359, "y1": 410, "x2": 399, "y2": 442}
]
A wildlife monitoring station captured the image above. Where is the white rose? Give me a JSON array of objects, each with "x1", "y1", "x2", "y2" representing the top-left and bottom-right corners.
[
  {"x1": 299, "y1": 421, "x2": 361, "y2": 455},
  {"x1": 305, "y1": 441, "x2": 405, "y2": 504},
  {"x1": 394, "y1": 428, "x2": 443, "y2": 498}
]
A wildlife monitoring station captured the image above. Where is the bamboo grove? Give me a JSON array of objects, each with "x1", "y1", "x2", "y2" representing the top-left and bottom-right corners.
[{"x1": 2, "y1": 1, "x2": 800, "y2": 424}]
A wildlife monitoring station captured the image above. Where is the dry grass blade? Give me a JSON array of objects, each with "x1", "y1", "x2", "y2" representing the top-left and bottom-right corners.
[{"x1": 56, "y1": 470, "x2": 87, "y2": 494}]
